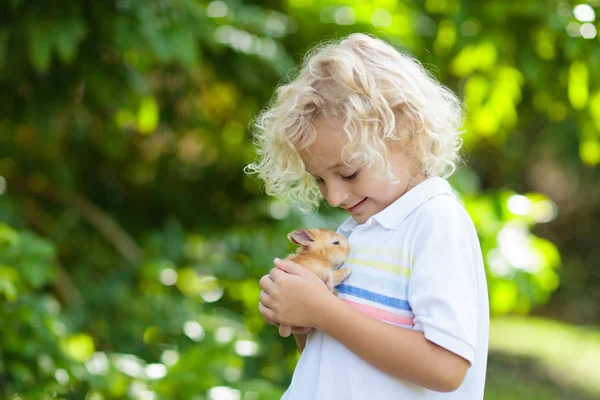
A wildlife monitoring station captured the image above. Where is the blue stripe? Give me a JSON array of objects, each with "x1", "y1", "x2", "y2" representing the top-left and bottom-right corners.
[
  {"x1": 336, "y1": 284, "x2": 412, "y2": 311},
  {"x1": 346, "y1": 269, "x2": 408, "y2": 297}
]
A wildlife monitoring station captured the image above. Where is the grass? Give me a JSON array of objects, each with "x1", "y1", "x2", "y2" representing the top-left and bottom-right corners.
[
  {"x1": 485, "y1": 352, "x2": 590, "y2": 400},
  {"x1": 485, "y1": 316, "x2": 600, "y2": 400}
]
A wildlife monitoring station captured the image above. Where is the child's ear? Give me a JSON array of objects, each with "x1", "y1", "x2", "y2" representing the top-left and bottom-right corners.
[{"x1": 288, "y1": 229, "x2": 314, "y2": 246}]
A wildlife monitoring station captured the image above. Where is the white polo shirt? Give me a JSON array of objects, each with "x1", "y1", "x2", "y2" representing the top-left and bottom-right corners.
[{"x1": 282, "y1": 177, "x2": 489, "y2": 399}]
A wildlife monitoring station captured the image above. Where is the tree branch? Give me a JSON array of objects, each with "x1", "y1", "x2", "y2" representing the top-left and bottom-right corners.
[
  {"x1": 52, "y1": 189, "x2": 142, "y2": 265},
  {"x1": 21, "y1": 199, "x2": 84, "y2": 307},
  {"x1": 13, "y1": 178, "x2": 142, "y2": 265}
]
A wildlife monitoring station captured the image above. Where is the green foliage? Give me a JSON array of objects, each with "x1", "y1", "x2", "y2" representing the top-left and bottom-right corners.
[
  {"x1": 0, "y1": 0, "x2": 599, "y2": 398},
  {"x1": 0, "y1": 224, "x2": 74, "y2": 398},
  {"x1": 453, "y1": 173, "x2": 562, "y2": 315},
  {"x1": 489, "y1": 316, "x2": 600, "y2": 399}
]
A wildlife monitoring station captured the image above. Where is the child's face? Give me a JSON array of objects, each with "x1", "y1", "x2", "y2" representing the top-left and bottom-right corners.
[{"x1": 300, "y1": 115, "x2": 421, "y2": 225}]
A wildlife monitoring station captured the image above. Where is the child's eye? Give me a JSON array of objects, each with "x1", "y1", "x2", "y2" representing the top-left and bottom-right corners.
[
  {"x1": 333, "y1": 241, "x2": 340, "y2": 245},
  {"x1": 342, "y1": 171, "x2": 359, "y2": 180},
  {"x1": 314, "y1": 176, "x2": 324, "y2": 184}
]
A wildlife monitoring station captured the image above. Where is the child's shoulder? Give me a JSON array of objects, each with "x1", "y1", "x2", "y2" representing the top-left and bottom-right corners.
[{"x1": 411, "y1": 190, "x2": 472, "y2": 231}]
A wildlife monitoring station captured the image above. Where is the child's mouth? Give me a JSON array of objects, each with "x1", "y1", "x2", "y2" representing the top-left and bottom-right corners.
[{"x1": 346, "y1": 198, "x2": 367, "y2": 213}]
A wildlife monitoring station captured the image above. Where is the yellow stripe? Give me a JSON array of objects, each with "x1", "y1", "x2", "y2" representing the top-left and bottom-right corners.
[
  {"x1": 350, "y1": 246, "x2": 415, "y2": 265},
  {"x1": 347, "y1": 257, "x2": 412, "y2": 277}
]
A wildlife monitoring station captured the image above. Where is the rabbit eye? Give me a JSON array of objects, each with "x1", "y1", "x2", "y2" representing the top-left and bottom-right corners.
[{"x1": 333, "y1": 241, "x2": 340, "y2": 245}]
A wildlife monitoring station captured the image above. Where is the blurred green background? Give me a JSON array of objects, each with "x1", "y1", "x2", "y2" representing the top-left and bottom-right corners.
[{"x1": 1, "y1": 0, "x2": 599, "y2": 399}]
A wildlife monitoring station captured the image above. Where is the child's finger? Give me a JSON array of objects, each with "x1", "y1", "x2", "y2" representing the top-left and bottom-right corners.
[
  {"x1": 258, "y1": 301, "x2": 278, "y2": 323},
  {"x1": 279, "y1": 324, "x2": 292, "y2": 337},
  {"x1": 257, "y1": 300, "x2": 278, "y2": 326},
  {"x1": 259, "y1": 306, "x2": 278, "y2": 326},
  {"x1": 269, "y1": 267, "x2": 286, "y2": 282},
  {"x1": 259, "y1": 274, "x2": 276, "y2": 294},
  {"x1": 274, "y1": 258, "x2": 309, "y2": 276},
  {"x1": 259, "y1": 290, "x2": 274, "y2": 309}
]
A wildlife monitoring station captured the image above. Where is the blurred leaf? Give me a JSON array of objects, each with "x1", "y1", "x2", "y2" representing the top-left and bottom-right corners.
[
  {"x1": 61, "y1": 333, "x2": 95, "y2": 362},
  {"x1": 0, "y1": 265, "x2": 19, "y2": 301},
  {"x1": 55, "y1": 16, "x2": 87, "y2": 64},
  {"x1": 568, "y1": 61, "x2": 589, "y2": 110},
  {"x1": 137, "y1": 96, "x2": 159, "y2": 134},
  {"x1": 29, "y1": 23, "x2": 52, "y2": 72}
]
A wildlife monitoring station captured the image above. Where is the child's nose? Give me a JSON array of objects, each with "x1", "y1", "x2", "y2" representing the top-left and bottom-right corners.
[{"x1": 324, "y1": 183, "x2": 349, "y2": 208}]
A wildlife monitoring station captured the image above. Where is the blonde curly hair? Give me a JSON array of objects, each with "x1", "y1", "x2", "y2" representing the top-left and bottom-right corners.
[{"x1": 245, "y1": 33, "x2": 464, "y2": 209}]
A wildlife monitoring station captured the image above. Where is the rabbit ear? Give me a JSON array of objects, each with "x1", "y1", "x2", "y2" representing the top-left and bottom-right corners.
[{"x1": 288, "y1": 229, "x2": 314, "y2": 246}]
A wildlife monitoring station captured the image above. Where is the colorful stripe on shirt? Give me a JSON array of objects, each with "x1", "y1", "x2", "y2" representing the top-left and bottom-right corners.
[
  {"x1": 346, "y1": 257, "x2": 411, "y2": 277},
  {"x1": 349, "y1": 245, "x2": 415, "y2": 266},
  {"x1": 337, "y1": 251, "x2": 414, "y2": 327},
  {"x1": 342, "y1": 269, "x2": 408, "y2": 299},
  {"x1": 336, "y1": 285, "x2": 412, "y2": 311},
  {"x1": 341, "y1": 299, "x2": 414, "y2": 327}
]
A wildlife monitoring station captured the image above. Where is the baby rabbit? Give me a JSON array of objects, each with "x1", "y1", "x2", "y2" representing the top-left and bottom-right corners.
[{"x1": 278, "y1": 228, "x2": 352, "y2": 338}]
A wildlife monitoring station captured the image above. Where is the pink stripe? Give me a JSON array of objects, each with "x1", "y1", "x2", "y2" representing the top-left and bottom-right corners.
[{"x1": 342, "y1": 299, "x2": 414, "y2": 326}]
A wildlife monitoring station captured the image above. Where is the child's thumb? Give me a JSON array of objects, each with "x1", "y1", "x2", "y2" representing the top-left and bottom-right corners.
[{"x1": 274, "y1": 258, "x2": 305, "y2": 275}]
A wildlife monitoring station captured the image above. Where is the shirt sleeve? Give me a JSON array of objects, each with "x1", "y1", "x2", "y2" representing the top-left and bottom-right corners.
[{"x1": 407, "y1": 196, "x2": 480, "y2": 364}]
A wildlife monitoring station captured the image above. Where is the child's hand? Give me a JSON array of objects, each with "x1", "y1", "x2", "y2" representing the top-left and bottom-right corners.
[
  {"x1": 257, "y1": 269, "x2": 314, "y2": 335},
  {"x1": 257, "y1": 303, "x2": 312, "y2": 335},
  {"x1": 258, "y1": 258, "x2": 332, "y2": 329}
]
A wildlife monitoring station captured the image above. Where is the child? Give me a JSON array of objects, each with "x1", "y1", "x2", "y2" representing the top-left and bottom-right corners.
[{"x1": 246, "y1": 33, "x2": 489, "y2": 399}]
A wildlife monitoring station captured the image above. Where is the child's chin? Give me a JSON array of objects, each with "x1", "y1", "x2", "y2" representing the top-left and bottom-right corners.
[{"x1": 352, "y1": 213, "x2": 370, "y2": 225}]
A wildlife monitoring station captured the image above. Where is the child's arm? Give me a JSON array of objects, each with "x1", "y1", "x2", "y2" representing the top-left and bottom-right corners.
[
  {"x1": 258, "y1": 300, "x2": 311, "y2": 352},
  {"x1": 262, "y1": 259, "x2": 472, "y2": 393},
  {"x1": 314, "y1": 294, "x2": 469, "y2": 392},
  {"x1": 293, "y1": 332, "x2": 308, "y2": 352},
  {"x1": 289, "y1": 327, "x2": 311, "y2": 352}
]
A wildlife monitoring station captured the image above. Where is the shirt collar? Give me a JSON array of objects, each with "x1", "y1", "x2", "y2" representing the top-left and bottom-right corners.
[{"x1": 338, "y1": 176, "x2": 454, "y2": 234}]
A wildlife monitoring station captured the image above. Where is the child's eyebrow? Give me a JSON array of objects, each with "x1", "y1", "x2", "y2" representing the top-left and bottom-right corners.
[
  {"x1": 305, "y1": 162, "x2": 348, "y2": 176},
  {"x1": 326, "y1": 162, "x2": 346, "y2": 170}
]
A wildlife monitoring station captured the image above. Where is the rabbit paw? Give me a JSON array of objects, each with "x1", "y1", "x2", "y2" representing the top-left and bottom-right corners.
[
  {"x1": 340, "y1": 267, "x2": 352, "y2": 282},
  {"x1": 322, "y1": 269, "x2": 335, "y2": 292}
]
